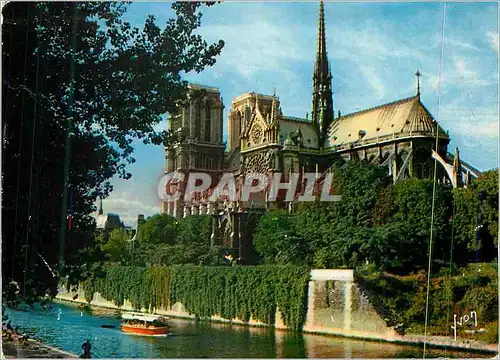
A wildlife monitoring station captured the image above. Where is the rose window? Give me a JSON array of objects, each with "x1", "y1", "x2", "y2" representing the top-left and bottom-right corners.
[
  {"x1": 251, "y1": 125, "x2": 263, "y2": 145},
  {"x1": 245, "y1": 153, "x2": 268, "y2": 174}
]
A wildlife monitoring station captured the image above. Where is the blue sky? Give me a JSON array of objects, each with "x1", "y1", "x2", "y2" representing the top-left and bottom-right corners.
[{"x1": 98, "y1": 1, "x2": 499, "y2": 227}]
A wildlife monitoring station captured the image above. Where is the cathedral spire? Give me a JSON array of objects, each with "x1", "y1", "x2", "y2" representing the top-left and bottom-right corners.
[
  {"x1": 311, "y1": 0, "x2": 334, "y2": 148},
  {"x1": 315, "y1": 0, "x2": 327, "y2": 76}
]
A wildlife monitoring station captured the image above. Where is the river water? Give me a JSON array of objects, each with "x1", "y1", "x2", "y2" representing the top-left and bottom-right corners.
[{"x1": 4, "y1": 302, "x2": 490, "y2": 358}]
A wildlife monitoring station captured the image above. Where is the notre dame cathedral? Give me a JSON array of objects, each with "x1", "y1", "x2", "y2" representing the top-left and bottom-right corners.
[{"x1": 161, "y1": 1, "x2": 481, "y2": 260}]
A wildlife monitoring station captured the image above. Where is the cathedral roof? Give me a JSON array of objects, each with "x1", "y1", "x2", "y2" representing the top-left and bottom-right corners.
[
  {"x1": 282, "y1": 116, "x2": 310, "y2": 123},
  {"x1": 187, "y1": 83, "x2": 220, "y2": 94},
  {"x1": 279, "y1": 118, "x2": 318, "y2": 149},
  {"x1": 96, "y1": 213, "x2": 124, "y2": 230},
  {"x1": 328, "y1": 95, "x2": 449, "y2": 147}
]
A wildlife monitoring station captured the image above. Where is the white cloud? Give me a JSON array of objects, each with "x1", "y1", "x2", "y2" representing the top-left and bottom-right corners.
[
  {"x1": 359, "y1": 65, "x2": 385, "y2": 99},
  {"x1": 487, "y1": 31, "x2": 499, "y2": 55},
  {"x1": 453, "y1": 119, "x2": 498, "y2": 139},
  {"x1": 439, "y1": 106, "x2": 498, "y2": 171},
  {"x1": 445, "y1": 37, "x2": 481, "y2": 52},
  {"x1": 421, "y1": 57, "x2": 492, "y2": 94},
  {"x1": 328, "y1": 26, "x2": 423, "y2": 62},
  {"x1": 199, "y1": 22, "x2": 307, "y2": 83},
  {"x1": 441, "y1": 106, "x2": 499, "y2": 143},
  {"x1": 152, "y1": 119, "x2": 168, "y2": 133},
  {"x1": 429, "y1": 34, "x2": 481, "y2": 52},
  {"x1": 452, "y1": 57, "x2": 492, "y2": 86},
  {"x1": 96, "y1": 191, "x2": 161, "y2": 228}
]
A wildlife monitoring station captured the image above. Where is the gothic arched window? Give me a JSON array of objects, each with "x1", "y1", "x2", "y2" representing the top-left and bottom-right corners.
[
  {"x1": 205, "y1": 103, "x2": 211, "y2": 142},
  {"x1": 413, "y1": 148, "x2": 432, "y2": 179},
  {"x1": 238, "y1": 111, "x2": 242, "y2": 136},
  {"x1": 195, "y1": 101, "x2": 201, "y2": 140}
]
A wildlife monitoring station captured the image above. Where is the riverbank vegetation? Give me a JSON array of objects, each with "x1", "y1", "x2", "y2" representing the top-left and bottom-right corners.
[
  {"x1": 3, "y1": 0, "x2": 497, "y2": 349},
  {"x1": 81, "y1": 265, "x2": 310, "y2": 330},
  {"x1": 356, "y1": 262, "x2": 498, "y2": 343}
]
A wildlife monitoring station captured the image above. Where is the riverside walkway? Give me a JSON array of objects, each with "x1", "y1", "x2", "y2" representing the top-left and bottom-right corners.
[{"x1": 2, "y1": 331, "x2": 77, "y2": 358}]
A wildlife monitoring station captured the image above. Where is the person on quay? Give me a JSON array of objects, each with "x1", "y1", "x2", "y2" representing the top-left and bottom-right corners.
[{"x1": 80, "y1": 339, "x2": 92, "y2": 358}]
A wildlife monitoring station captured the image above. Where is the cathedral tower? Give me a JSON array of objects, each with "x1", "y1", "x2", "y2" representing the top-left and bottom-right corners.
[
  {"x1": 311, "y1": 0, "x2": 334, "y2": 148},
  {"x1": 163, "y1": 84, "x2": 225, "y2": 217}
]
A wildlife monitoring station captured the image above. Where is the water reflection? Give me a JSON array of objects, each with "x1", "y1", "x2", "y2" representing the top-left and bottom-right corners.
[{"x1": 5, "y1": 302, "x2": 492, "y2": 358}]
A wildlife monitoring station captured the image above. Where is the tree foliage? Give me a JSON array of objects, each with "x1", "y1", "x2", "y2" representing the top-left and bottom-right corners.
[
  {"x1": 356, "y1": 262, "x2": 498, "y2": 342},
  {"x1": 253, "y1": 209, "x2": 307, "y2": 265},
  {"x1": 101, "y1": 228, "x2": 130, "y2": 263},
  {"x1": 82, "y1": 265, "x2": 171, "y2": 310},
  {"x1": 117, "y1": 214, "x2": 226, "y2": 267},
  {"x1": 137, "y1": 214, "x2": 177, "y2": 246},
  {"x1": 2, "y1": 1, "x2": 224, "y2": 303},
  {"x1": 453, "y1": 170, "x2": 498, "y2": 259},
  {"x1": 377, "y1": 179, "x2": 452, "y2": 272},
  {"x1": 254, "y1": 160, "x2": 497, "y2": 273},
  {"x1": 287, "y1": 160, "x2": 393, "y2": 269}
]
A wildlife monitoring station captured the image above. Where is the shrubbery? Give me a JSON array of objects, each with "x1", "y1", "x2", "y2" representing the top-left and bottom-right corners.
[{"x1": 355, "y1": 262, "x2": 498, "y2": 343}]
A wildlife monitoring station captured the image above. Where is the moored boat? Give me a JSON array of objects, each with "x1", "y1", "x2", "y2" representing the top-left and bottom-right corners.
[{"x1": 120, "y1": 312, "x2": 169, "y2": 337}]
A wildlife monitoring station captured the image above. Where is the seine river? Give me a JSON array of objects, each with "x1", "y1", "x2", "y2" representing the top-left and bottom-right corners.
[{"x1": 5, "y1": 302, "x2": 490, "y2": 358}]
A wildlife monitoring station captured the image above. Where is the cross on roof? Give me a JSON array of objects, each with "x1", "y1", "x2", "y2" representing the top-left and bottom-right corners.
[{"x1": 415, "y1": 69, "x2": 421, "y2": 95}]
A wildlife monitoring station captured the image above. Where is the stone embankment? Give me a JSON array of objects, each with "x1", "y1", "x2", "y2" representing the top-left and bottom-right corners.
[{"x1": 2, "y1": 329, "x2": 77, "y2": 358}]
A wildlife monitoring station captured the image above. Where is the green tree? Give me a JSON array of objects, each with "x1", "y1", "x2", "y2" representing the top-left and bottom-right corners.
[
  {"x1": 102, "y1": 229, "x2": 130, "y2": 263},
  {"x1": 137, "y1": 214, "x2": 177, "y2": 246},
  {"x1": 384, "y1": 179, "x2": 452, "y2": 272},
  {"x1": 253, "y1": 209, "x2": 307, "y2": 265},
  {"x1": 330, "y1": 160, "x2": 392, "y2": 227},
  {"x1": 131, "y1": 214, "x2": 222, "y2": 266},
  {"x1": 166, "y1": 215, "x2": 214, "y2": 264},
  {"x1": 294, "y1": 160, "x2": 391, "y2": 268},
  {"x1": 2, "y1": 1, "x2": 224, "y2": 303},
  {"x1": 293, "y1": 202, "x2": 334, "y2": 267},
  {"x1": 453, "y1": 169, "x2": 498, "y2": 262},
  {"x1": 175, "y1": 215, "x2": 212, "y2": 245}
]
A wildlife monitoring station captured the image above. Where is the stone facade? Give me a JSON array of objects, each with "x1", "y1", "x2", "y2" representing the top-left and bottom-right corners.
[{"x1": 162, "y1": 84, "x2": 225, "y2": 217}]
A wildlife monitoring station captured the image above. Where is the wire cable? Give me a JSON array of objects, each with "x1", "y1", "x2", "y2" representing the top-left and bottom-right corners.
[
  {"x1": 444, "y1": 198, "x2": 457, "y2": 357},
  {"x1": 58, "y1": 4, "x2": 79, "y2": 278},
  {"x1": 22, "y1": 6, "x2": 41, "y2": 298},
  {"x1": 12, "y1": 5, "x2": 31, "y2": 279},
  {"x1": 423, "y1": 2, "x2": 447, "y2": 358}
]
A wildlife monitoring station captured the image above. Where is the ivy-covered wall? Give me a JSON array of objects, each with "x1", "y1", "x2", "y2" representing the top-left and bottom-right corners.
[{"x1": 81, "y1": 265, "x2": 310, "y2": 330}]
